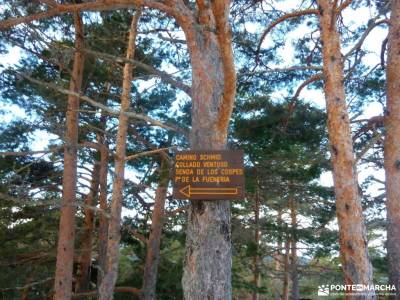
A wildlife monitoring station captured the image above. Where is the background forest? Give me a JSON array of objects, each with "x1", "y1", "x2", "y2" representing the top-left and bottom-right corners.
[{"x1": 0, "y1": 0, "x2": 397, "y2": 299}]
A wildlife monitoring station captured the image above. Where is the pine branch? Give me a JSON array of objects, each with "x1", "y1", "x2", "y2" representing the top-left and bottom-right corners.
[
  {"x1": 0, "y1": 277, "x2": 54, "y2": 292},
  {"x1": 123, "y1": 225, "x2": 148, "y2": 244},
  {"x1": 355, "y1": 132, "x2": 383, "y2": 164},
  {"x1": 336, "y1": 0, "x2": 353, "y2": 12},
  {"x1": 80, "y1": 47, "x2": 191, "y2": 95},
  {"x1": 381, "y1": 37, "x2": 388, "y2": 69},
  {"x1": 125, "y1": 146, "x2": 177, "y2": 161},
  {"x1": 343, "y1": 18, "x2": 390, "y2": 61},
  {"x1": 0, "y1": 146, "x2": 63, "y2": 156},
  {"x1": 240, "y1": 65, "x2": 322, "y2": 77},
  {"x1": 0, "y1": 192, "x2": 110, "y2": 218},
  {"x1": 292, "y1": 73, "x2": 323, "y2": 100},
  {"x1": 0, "y1": 0, "x2": 193, "y2": 31},
  {"x1": 352, "y1": 115, "x2": 385, "y2": 141},
  {"x1": 256, "y1": 9, "x2": 318, "y2": 60},
  {"x1": 39, "y1": 0, "x2": 58, "y2": 8},
  {"x1": 14, "y1": 71, "x2": 188, "y2": 136},
  {"x1": 0, "y1": 142, "x2": 107, "y2": 157},
  {"x1": 166, "y1": 205, "x2": 188, "y2": 216}
]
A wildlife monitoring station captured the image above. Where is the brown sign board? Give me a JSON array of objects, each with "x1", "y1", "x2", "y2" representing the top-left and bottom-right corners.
[{"x1": 172, "y1": 150, "x2": 245, "y2": 200}]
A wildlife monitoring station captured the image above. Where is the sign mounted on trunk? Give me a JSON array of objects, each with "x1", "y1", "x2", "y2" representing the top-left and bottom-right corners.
[{"x1": 173, "y1": 150, "x2": 244, "y2": 200}]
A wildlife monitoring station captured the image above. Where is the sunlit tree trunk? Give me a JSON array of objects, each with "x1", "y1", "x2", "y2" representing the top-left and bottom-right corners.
[
  {"x1": 75, "y1": 162, "x2": 100, "y2": 292},
  {"x1": 53, "y1": 12, "x2": 85, "y2": 300},
  {"x1": 140, "y1": 158, "x2": 169, "y2": 300},
  {"x1": 316, "y1": 1, "x2": 375, "y2": 297},
  {"x1": 179, "y1": 2, "x2": 236, "y2": 299},
  {"x1": 98, "y1": 10, "x2": 141, "y2": 300},
  {"x1": 385, "y1": 1, "x2": 400, "y2": 298}
]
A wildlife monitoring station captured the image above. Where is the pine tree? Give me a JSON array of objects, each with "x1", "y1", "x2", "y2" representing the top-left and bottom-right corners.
[
  {"x1": 384, "y1": 0, "x2": 400, "y2": 297},
  {"x1": 53, "y1": 12, "x2": 85, "y2": 300}
]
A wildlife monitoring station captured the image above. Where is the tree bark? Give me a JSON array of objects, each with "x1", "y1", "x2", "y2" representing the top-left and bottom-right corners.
[
  {"x1": 385, "y1": 1, "x2": 400, "y2": 298},
  {"x1": 98, "y1": 138, "x2": 109, "y2": 288},
  {"x1": 98, "y1": 10, "x2": 141, "y2": 300},
  {"x1": 316, "y1": 1, "x2": 375, "y2": 298},
  {"x1": 53, "y1": 12, "x2": 85, "y2": 300},
  {"x1": 252, "y1": 190, "x2": 261, "y2": 300},
  {"x1": 282, "y1": 234, "x2": 290, "y2": 300},
  {"x1": 273, "y1": 210, "x2": 283, "y2": 300},
  {"x1": 140, "y1": 158, "x2": 169, "y2": 300},
  {"x1": 181, "y1": 2, "x2": 236, "y2": 299},
  {"x1": 290, "y1": 199, "x2": 299, "y2": 300},
  {"x1": 75, "y1": 163, "x2": 101, "y2": 292}
]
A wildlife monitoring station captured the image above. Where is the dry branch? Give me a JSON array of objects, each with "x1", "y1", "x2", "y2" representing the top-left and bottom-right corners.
[
  {"x1": 0, "y1": 277, "x2": 53, "y2": 292},
  {"x1": 239, "y1": 65, "x2": 322, "y2": 77},
  {"x1": 125, "y1": 146, "x2": 177, "y2": 161},
  {"x1": 72, "y1": 286, "x2": 140, "y2": 298},
  {"x1": 0, "y1": 146, "x2": 63, "y2": 156},
  {"x1": 0, "y1": 142, "x2": 107, "y2": 157}
]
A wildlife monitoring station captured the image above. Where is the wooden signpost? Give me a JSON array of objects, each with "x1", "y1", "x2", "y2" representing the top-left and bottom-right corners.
[{"x1": 173, "y1": 150, "x2": 244, "y2": 200}]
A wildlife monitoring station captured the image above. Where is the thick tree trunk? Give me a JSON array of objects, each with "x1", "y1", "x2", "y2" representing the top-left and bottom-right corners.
[
  {"x1": 98, "y1": 10, "x2": 141, "y2": 300},
  {"x1": 181, "y1": 3, "x2": 236, "y2": 299},
  {"x1": 140, "y1": 158, "x2": 169, "y2": 300},
  {"x1": 98, "y1": 139, "x2": 109, "y2": 288},
  {"x1": 282, "y1": 235, "x2": 290, "y2": 300},
  {"x1": 53, "y1": 12, "x2": 85, "y2": 300},
  {"x1": 317, "y1": 1, "x2": 375, "y2": 297},
  {"x1": 385, "y1": 1, "x2": 400, "y2": 298},
  {"x1": 290, "y1": 199, "x2": 299, "y2": 300},
  {"x1": 252, "y1": 191, "x2": 261, "y2": 300},
  {"x1": 75, "y1": 163, "x2": 100, "y2": 292}
]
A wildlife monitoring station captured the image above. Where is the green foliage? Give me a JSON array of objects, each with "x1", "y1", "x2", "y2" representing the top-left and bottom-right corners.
[{"x1": 0, "y1": 1, "x2": 391, "y2": 299}]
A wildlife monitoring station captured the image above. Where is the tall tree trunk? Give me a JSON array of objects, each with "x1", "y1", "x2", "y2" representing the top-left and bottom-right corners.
[
  {"x1": 385, "y1": 1, "x2": 400, "y2": 298},
  {"x1": 282, "y1": 234, "x2": 290, "y2": 300},
  {"x1": 316, "y1": 1, "x2": 375, "y2": 297},
  {"x1": 252, "y1": 189, "x2": 261, "y2": 300},
  {"x1": 98, "y1": 10, "x2": 141, "y2": 300},
  {"x1": 75, "y1": 163, "x2": 101, "y2": 292},
  {"x1": 290, "y1": 199, "x2": 299, "y2": 300},
  {"x1": 54, "y1": 12, "x2": 85, "y2": 300},
  {"x1": 274, "y1": 210, "x2": 283, "y2": 300},
  {"x1": 181, "y1": 2, "x2": 236, "y2": 299},
  {"x1": 98, "y1": 138, "x2": 109, "y2": 288},
  {"x1": 140, "y1": 158, "x2": 169, "y2": 300}
]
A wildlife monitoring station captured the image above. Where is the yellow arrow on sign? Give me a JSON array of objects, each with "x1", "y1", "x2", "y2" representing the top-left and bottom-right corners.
[{"x1": 179, "y1": 185, "x2": 238, "y2": 198}]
